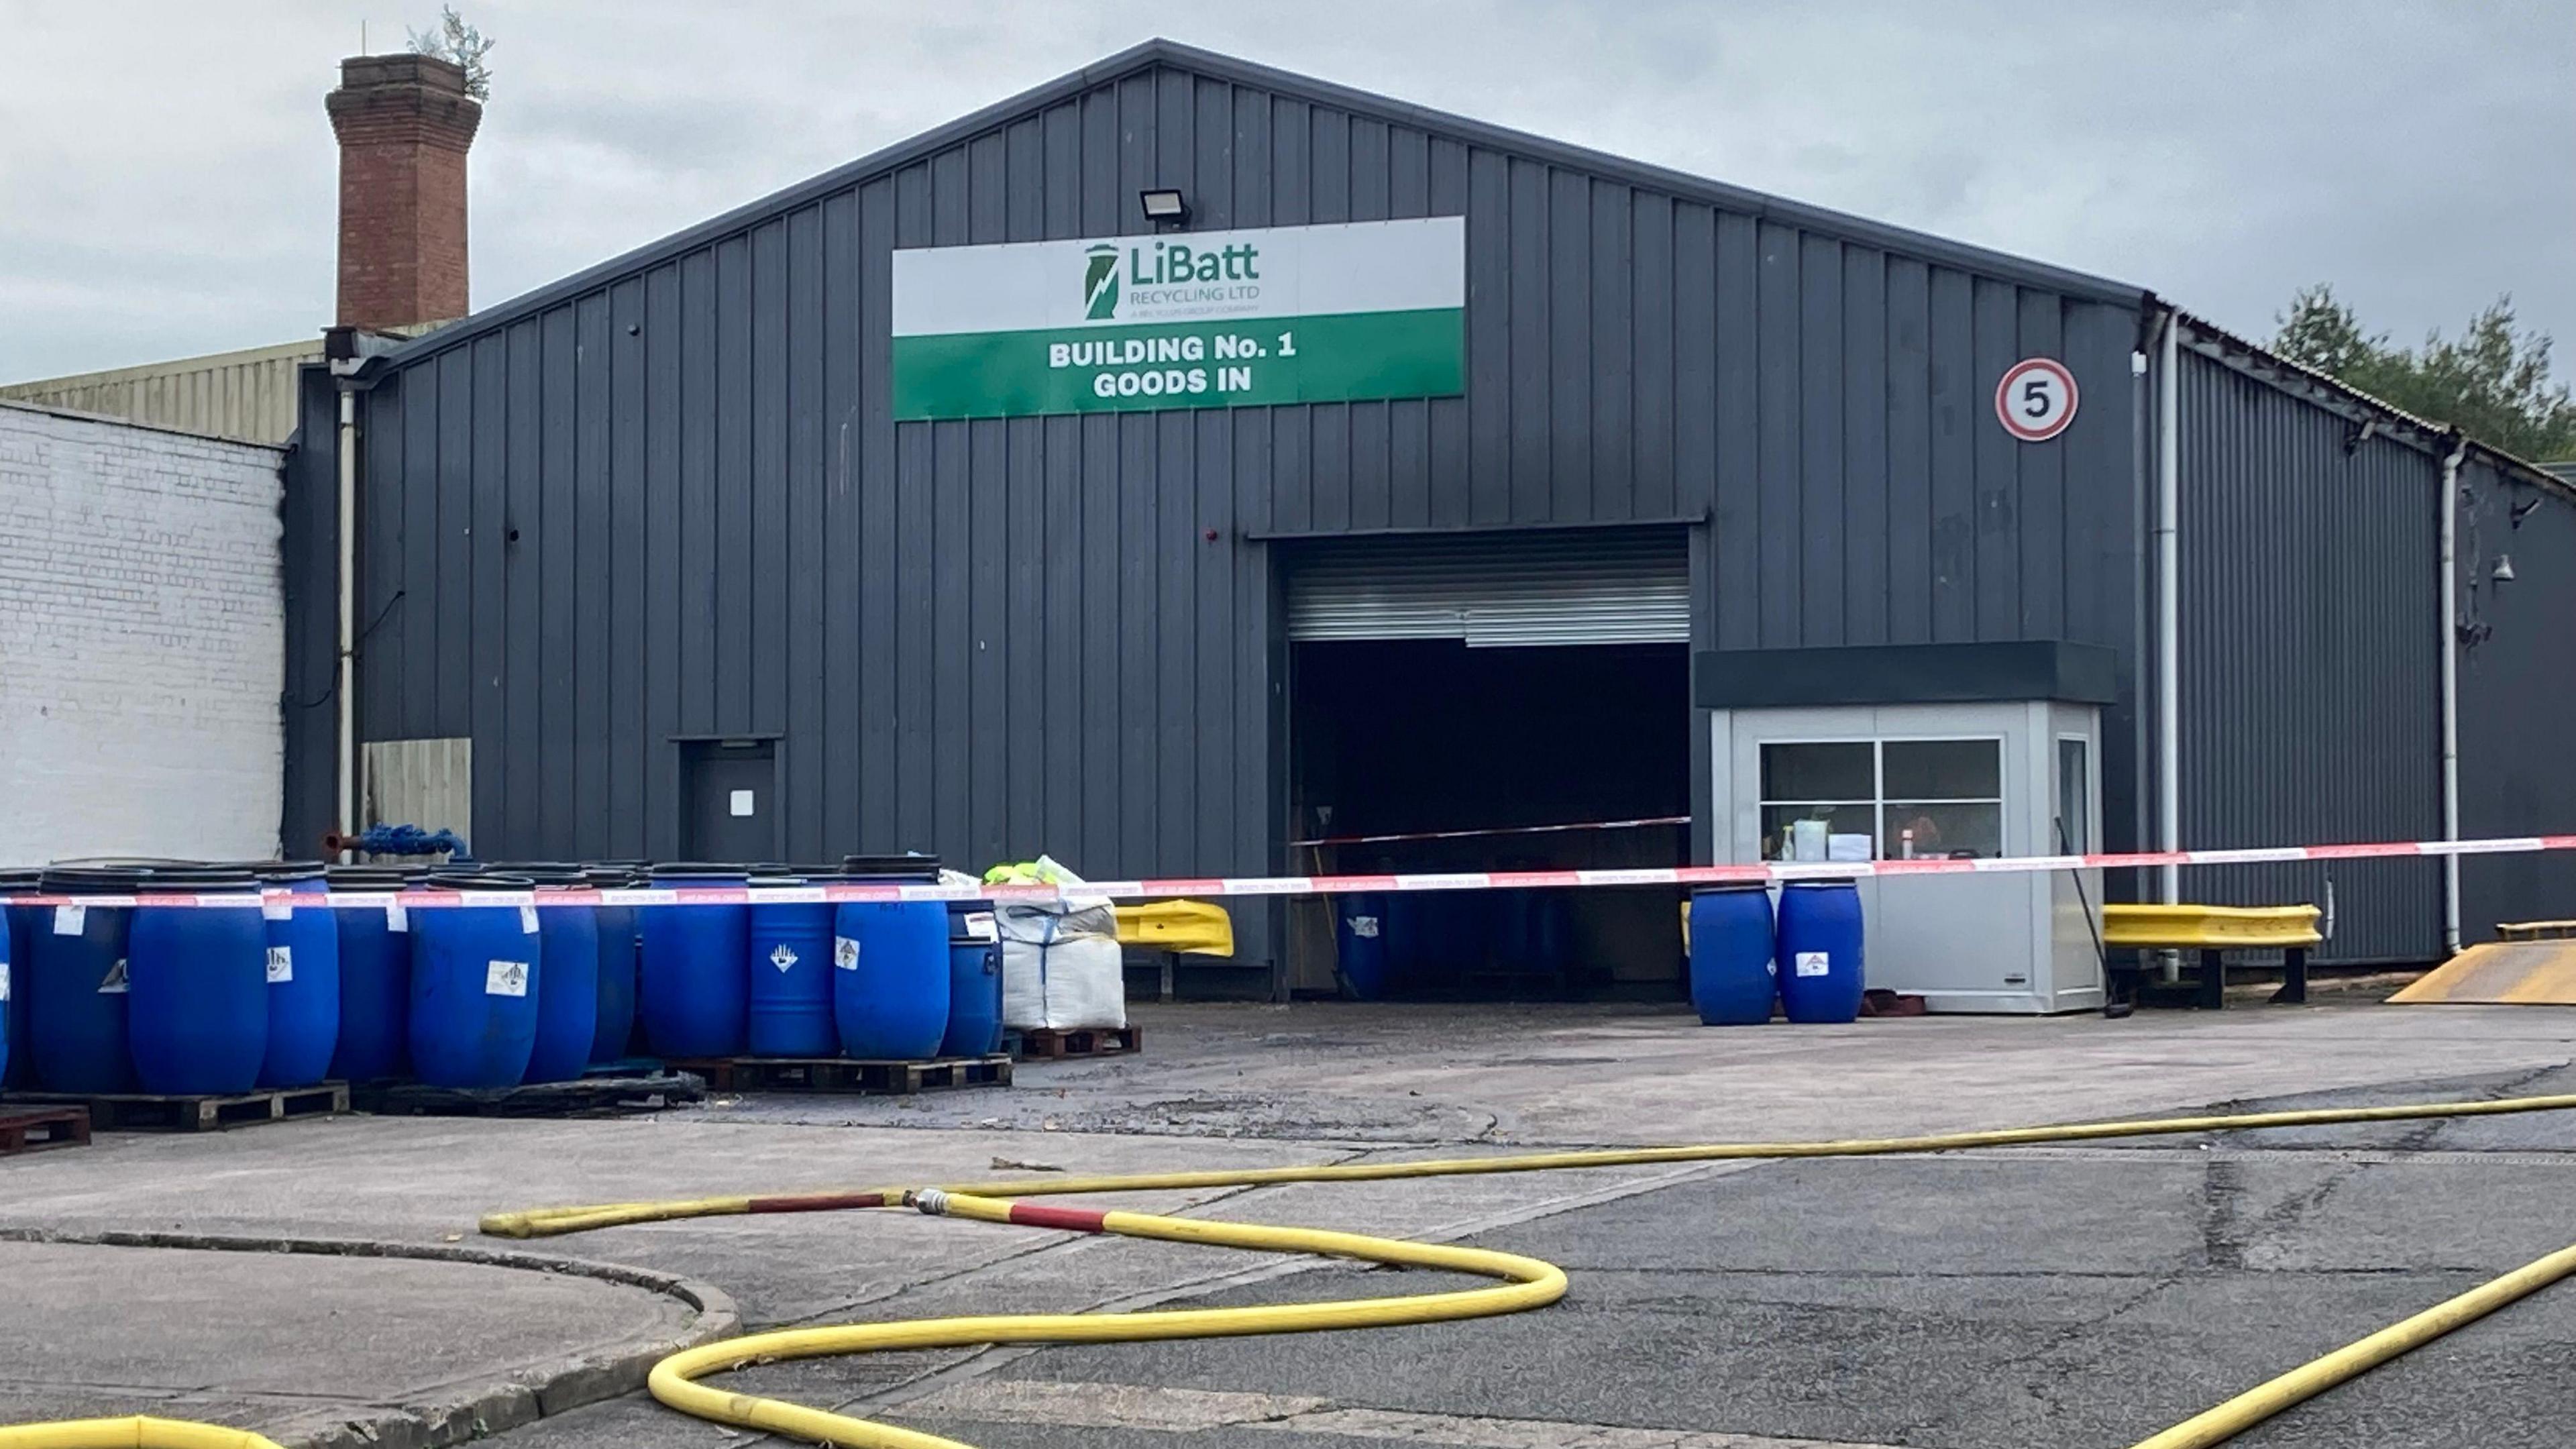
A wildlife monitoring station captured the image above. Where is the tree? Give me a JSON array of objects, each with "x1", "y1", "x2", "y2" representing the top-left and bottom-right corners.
[
  {"x1": 408, "y1": 5, "x2": 494, "y2": 101},
  {"x1": 2273, "y1": 286, "x2": 2576, "y2": 462}
]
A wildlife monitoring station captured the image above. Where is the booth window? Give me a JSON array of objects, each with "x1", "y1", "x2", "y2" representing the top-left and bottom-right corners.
[
  {"x1": 1758, "y1": 737, "x2": 2005, "y2": 862},
  {"x1": 1759, "y1": 741, "x2": 1877, "y2": 862},
  {"x1": 2055, "y1": 736, "x2": 2091, "y2": 854}
]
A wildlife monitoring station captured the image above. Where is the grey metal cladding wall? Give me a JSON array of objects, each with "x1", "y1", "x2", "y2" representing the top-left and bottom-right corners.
[
  {"x1": 1715, "y1": 231, "x2": 2143, "y2": 847},
  {"x1": 344, "y1": 56, "x2": 2144, "y2": 883},
  {"x1": 2455, "y1": 457, "x2": 2576, "y2": 938},
  {"x1": 279, "y1": 364, "x2": 341, "y2": 855},
  {"x1": 2176, "y1": 349, "x2": 2442, "y2": 961}
]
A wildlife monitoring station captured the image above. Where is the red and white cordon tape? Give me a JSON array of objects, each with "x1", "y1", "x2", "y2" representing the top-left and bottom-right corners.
[{"x1": 8, "y1": 833, "x2": 2575, "y2": 911}]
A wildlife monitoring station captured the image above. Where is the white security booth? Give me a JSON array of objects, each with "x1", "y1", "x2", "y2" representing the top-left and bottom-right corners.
[{"x1": 1701, "y1": 643, "x2": 2113, "y2": 1014}]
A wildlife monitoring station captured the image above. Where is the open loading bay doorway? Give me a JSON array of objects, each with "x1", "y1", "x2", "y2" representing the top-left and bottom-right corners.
[{"x1": 1282, "y1": 529, "x2": 1693, "y2": 1000}]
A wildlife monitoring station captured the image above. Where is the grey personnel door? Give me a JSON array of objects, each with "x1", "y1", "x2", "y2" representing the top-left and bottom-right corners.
[{"x1": 682, "y1": 740, "x2": 775, "y2": 861}]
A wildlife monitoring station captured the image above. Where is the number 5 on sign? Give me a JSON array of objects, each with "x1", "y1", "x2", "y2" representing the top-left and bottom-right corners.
[{"x1": 1995, "y1": 357, "x2": 2078, "y2": 442}]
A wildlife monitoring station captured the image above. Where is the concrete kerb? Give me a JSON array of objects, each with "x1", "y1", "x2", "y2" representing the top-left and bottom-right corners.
[{"x1": 0, "y1": 1226, "x2": 739, "y2": 1449}]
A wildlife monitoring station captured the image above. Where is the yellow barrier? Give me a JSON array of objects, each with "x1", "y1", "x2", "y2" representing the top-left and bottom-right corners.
[
  {"x1": 2102, "y1": 902, "x2": 2323, "y2": 951},
  {"x1": 1112, "y1": 900, "x2": 1235, "y2": 956}
]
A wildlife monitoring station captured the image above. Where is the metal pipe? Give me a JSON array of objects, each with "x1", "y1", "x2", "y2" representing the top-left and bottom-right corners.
[
  {"x1": 2439, "y1": 433, "x2": 2469, "y2": 955},
  {"x1": 2155, "y1": 311, "x2": 2182, "y2": 908},
  {"x1": 335, "y1": 386, "x2": 358, "y2": 865}
]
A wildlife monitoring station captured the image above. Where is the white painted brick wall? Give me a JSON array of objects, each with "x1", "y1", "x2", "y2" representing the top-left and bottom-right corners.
[{"x1": 0, "y1": 401, "x2": 286, "y2": 864}]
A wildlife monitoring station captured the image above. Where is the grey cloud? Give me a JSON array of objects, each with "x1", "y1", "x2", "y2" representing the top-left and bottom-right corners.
[{"x1": 1, "y1": 0, "x2": 2568, "y2": 382}]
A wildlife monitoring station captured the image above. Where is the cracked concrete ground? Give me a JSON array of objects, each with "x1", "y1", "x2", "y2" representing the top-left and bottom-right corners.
[{"x1": 8, "y1": 999, "x2": 2576, "y2": 1448}]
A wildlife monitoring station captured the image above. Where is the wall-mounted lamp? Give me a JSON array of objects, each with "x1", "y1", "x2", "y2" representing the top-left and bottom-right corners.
[
  {"x1": 1139, "y1": 188, "x2": 1189, "y2": 225},
  {"x1": 2493, "y1": 553, "x2": 2517, "y2": 584}
]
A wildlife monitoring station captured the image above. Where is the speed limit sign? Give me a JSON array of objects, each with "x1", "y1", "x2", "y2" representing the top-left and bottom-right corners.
[{"x1": 1995, "y1": 358, "x2": 2078, "y2": 441}]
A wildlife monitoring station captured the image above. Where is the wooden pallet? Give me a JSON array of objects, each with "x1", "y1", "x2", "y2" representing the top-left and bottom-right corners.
[
  {"x1": 355, "y1": 1071, "x2": 706, "y2": 1118},
  {"x1": 2498, "y1": 919, "x2": 2576, "y2": 942},
  {"x1": 1006, "y1": 1024, "x2": 1142, "y2": 1061},
  {"x1": 0, "y1": 1106, "x2": 91, "y2": 1155},
  {"x1": 674, "y1": 1055, "x2": 1012, "y2": 1095},
  {"x1": 6, "y1": 1081, "x2": 348, "y2": 1133}
]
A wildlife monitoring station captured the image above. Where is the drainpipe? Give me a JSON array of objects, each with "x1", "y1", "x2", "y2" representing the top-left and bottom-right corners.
[
  {"x1": 2439, "y1": 432, "x2": 2469, "y2": 955},
  {"x1": 335, "y1": 384, "x2": 358, "y2": 863},
  {"x1": 2155, "y1": 310, "x2": 2182, "y2": 908}
]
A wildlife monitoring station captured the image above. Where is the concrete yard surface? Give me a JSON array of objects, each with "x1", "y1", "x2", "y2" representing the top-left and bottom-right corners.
[
  {"x1": 7, "y1": 1000, "x2": 2576, "y2": 1448},
  {"x1": 0, "y1": 1238, "x2": 714, "y2": 1449}
]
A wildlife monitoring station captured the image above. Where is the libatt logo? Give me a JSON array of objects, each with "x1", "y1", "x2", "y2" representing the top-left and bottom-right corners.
[
  {"x1": 1080, "y1": 237, "x2": 1265, "y2": 321},
  {"x1": 1083, "y1": 244, "x2": 1120, "y2": 320}
]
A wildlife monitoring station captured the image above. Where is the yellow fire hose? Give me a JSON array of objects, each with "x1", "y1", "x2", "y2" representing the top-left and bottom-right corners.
[
  {"x1": 647, "y1": 1189, "x2": 1566, "y2": 1449},
  {"x1": 8, "y1": 1092, "x2": 2576, "y2": 1449},
  {"x1": 0, "y1": 1422, "x2": 282, "y2": 1449}
]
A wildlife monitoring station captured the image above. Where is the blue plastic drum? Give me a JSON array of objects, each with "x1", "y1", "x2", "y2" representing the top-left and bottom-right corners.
[
  {"x1": 409, "y1": 873, "x2": 543, "y2": 1088},
  {"x1": 525, "y1": 895, "x2": 598, "y2": 1084},
  {"x1": 747, "y1": 871, "x2": 837, "y2": 1057},
  {"x1": 1335, "y1": 894, "x2": 1392, "y2": 1000},
  {"x1": 639, "y1": 864, "x2": 749, "y2": 1058},
  {"x1": 0, "y1": 867, "x2": 35, "y2": 1088},
  {"x1": 1413, "y1": 891, "x2": 1491, "y2": 990},
  {"x1": 586, "y1": 864, "x2": 642, "y2": 1065},
  {"x1": 30, "y1": 867, "x2": 140, "y2": 1093},
  {"x1": 833, "y1": 901, "x2": 949, "y2": 1059},
  {"x1": 939, "y1": 901, "x2": 1003, "y2": 1059},
  {"x1": 1775, "y1": 879, "x2": 1867, "y2": 1024},
  {"x1": 827, "y1": 855, "x2": 946, "y2": 1061},
  {"x1": 1687, "y1": 884, "x2": 1777, "y2": 1026},
  {"x1": 254, "y1": 863, "x2": 340, "y2": 1088},
  {"x1": 1490, "y1": 888, "x2": 1573, "y2": 977},
  {"x1": 328, "y1": 865, "x2": 413, "y2": 1082},
  {"x1": 129, "y1": 864, "x2": 268, "y2": 1095}
]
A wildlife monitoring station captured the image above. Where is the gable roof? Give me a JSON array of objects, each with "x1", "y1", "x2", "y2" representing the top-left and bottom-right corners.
[{"x1": 374, "y1": 38, "x2": 2145, "y2": 372}]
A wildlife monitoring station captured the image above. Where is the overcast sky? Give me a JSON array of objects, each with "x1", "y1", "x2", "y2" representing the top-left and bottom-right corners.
[{"x1": 3, "y1": 1, "x2": 2569, "y2": 382}]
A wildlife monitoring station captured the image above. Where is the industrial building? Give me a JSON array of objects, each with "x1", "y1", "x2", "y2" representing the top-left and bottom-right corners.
[
  {"x1": 0, "y1": 340, "x2": 323, "y2": 447},
  {"x1": 276, "y1": 40, "x2": 2576, "y2": 1005}
]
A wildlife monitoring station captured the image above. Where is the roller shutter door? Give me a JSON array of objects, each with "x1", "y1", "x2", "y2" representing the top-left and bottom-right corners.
[{"x1": 1285, "y1": 529, "x2": 1689, "y2": 647}]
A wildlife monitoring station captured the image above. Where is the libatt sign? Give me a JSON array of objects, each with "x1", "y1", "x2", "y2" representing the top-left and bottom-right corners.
[
  {"x1": 891, "y1": 217, "x2": 1464, "y2": 420},
  {"x1": 1100, "y1": 237, "x2": 1267, "y2": 300}
]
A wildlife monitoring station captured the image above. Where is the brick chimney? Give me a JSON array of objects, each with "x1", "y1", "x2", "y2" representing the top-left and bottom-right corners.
[{"x1": 326, "y1": 54, "x2": 481, "y2": 331}]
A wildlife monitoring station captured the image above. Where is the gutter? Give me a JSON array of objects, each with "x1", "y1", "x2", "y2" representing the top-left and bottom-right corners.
[
  {"x1": 2438, "y1": 430, "x2": 2469, "y2": 955},
  {"x1": 2155, "y1": 307, "x2": 2182, "y2": 908}
]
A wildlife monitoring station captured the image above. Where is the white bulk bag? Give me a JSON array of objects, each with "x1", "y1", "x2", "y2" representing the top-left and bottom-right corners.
[{"x1": 997, "y1": 897, "x2": 1127, "y2": 1031}]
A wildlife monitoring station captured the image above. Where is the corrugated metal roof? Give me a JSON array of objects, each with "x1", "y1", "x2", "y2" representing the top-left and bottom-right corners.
[
  {"x1": 0, "y1": 396, "x2": 286, "y2": 458},
  {"x1": 0, "y1": 338, "x2": 321, "y2": 446},
  {"x1": 372, "y1": 38, "x2": 2146, "y2": 372},
  {"x1": 2174, "y1": 310, "x2": 2569, "y2": 499}
]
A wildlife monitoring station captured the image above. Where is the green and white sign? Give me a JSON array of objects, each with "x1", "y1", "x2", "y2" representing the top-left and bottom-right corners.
[{"x1": 891, "y1": 217, "x2": 1464, "y2": 420}]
